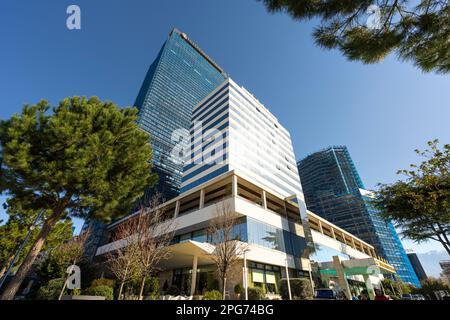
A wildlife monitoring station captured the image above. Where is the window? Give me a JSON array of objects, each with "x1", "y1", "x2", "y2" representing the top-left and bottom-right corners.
[{"x1": 247, "y1": 262, "x2": 282, "y2": 294}]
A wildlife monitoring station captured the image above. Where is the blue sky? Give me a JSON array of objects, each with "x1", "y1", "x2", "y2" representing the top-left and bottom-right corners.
[{"x1": 0, "y1": 0, "x2": 449, "y2": 257}]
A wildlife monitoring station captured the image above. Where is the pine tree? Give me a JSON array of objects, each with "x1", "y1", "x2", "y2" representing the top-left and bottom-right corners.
[
  {"x1": 0, "y1": 97, "x2": 157, "y2": 299},
  {"x1": 0, "y1": 207, "x2": 74, "y2": 280},
  {"x1": 260, "y1": 0, "x2": 450, "y2": 73}
]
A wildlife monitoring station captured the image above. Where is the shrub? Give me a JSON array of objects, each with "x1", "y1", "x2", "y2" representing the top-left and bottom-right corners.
[
  {"x1": 166, "y1": 285, "x2": 180, "y2": 296},
  {"x1": 85, "y1": 285, "x2": 114, "y2": 300},
  {"x1": 280, "y1": 279, "x2": 313, "y2": 300},
  {"x1": 144, "y1": 276, "x2": 159, "y2": 299},
  {"x1": 36, "y1": 278, "x2": 64, "y2": 300},
  {"x1": 248, "y1": 287, "x2": 266, "y2": 300},
  {"x1": 234, "y1": 283, "x2": 243, "y2": 294},
  {"x1": 203, "y1": 290, "x2": 223, "y2": 300},
  {"x1": 91, "y1": 278, "x2": 115, "y2": 289},
  {"x1": 71, "y1": 288, "x2": 81, "y2": 296}
]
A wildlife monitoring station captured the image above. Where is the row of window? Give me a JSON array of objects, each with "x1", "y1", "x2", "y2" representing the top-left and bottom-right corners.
[{"x1": 171, "y1": 217, "x2": 307, "y2": 258}]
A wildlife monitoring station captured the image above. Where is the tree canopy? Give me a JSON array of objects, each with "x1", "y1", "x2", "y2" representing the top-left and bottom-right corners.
[
  {"x1": 0, "y1": 97, "x2": 156, "y2": 223},
  {"x1": 260, "y1": 0, "x2": 450, "y2": 73},
  {"x1": 375, "y1": 140, "x2": 450, "y2": 255}
]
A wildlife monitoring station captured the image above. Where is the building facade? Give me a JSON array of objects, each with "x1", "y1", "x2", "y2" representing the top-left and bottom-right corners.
[
  {"x1": 407, "y1": 252, "x2": 428, "y2": 282},
  {"x1": 440, "y1": 260, "x2": 450, "y2": 285},
  {"x1": 134, "y1": 28, "x2": 227, "y2": 201},
  {"x1": 297, "y1": 146, "x2": 421, "y2": 287},
  {"x1": 181, "y1": 77, "x2": 315, "y2": 261},
  {"x1": 96, "y1": 80, "x2": 393, "y2": 299}
]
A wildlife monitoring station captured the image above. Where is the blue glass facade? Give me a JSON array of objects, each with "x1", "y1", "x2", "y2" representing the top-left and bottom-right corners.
[
  {"x1": 134, "y1": 29, "x2": 227, "y2": 201},
  {"x1": 298, "y1": 146, "x2": 421, "y2": 287},
  {"x1": 171, "y1": 217, "x2": 307, "y2": 258},
  {"x1": 362, "y1": 194, "x2": 421, "y2": 286}
]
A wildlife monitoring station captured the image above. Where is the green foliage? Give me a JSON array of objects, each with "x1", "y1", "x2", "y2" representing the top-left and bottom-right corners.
[
  {"x1": 413, "y1": 277, "x2": 450, "y2": 299},
  {"x1": 71, "y1": 288, "x2": 81, "y2": 296},
  {"x1": 91, "y1": 278, "x2": 115, "y2": 289},
  {"x1": 85, "y1": 285, "x2": 114, "y2": 300},
  {"x1": 202, "y1": 290, "x2": 223, "y2": 300},
  {"x1": 248, "y1": 287, "x2": 266, "y2": 300},
  {"x1": 374, "y1": 140, "x2": 450, "y2": 255},
  {"x1": 382, "y1": 278, "x2": 412, "y2": 298},
  {"x1": 234, "y1": 283, "x2": 243, "y2": 294},
  {"x1": 0, "y1": 97, "x2": 156, "y2": 223},
  {"x1": 0, "y1": 97, "x2": 157, "y2": 296},
  {"x1": 259, "y1": 0, "x2": 450, "y2": 73},
  {"x1": 144, "y1": 276, "x2": 159, "y2": 299},
  {"x1": 37, "y1": 237, "x2": 86, "y2": 282},
  {"x1": 0, "y1": 211, "x2": 73, "y2": 273},
  {"x1": 280, "y1": 278, "x2": 313, "y2": 300},
  {"x1": 36, "y1": 278, "x2": 64, "y2": 300}
]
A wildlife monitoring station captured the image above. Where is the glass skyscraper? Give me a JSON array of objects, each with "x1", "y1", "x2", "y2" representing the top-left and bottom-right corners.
[
  {"x1": 82, "y1": 29, "x2": 226, "y2": 260},
  {"x1": 297, "y1": 146, "x2": 421, "y2": 287},
  {"x1": 407, "y1": 252, "x2": 428, "y2": 282},
  {"x1": 134, "y1": 28, "x2": 227, "y2": 201}
]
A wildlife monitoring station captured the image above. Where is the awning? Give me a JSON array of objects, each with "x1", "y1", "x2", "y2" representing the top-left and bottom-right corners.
[{"x1": 156, "y1": 240, "x2": 216, "y2": 270}]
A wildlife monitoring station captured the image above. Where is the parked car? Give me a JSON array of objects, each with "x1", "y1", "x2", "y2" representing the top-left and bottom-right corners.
[
  {"x1": 314, "y1": 288, "x2": 338, "y2": 300},
  {"x1": 412, "y1": 294, "x2": 426, "y2": 300},
  {"x1": 401, "y1": 294, "x2": 413, "y2": 300}
]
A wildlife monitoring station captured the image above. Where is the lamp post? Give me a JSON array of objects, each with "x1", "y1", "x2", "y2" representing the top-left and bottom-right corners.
[{"x1": 285, "y1": 258, "x2": 292, "y2": 300}]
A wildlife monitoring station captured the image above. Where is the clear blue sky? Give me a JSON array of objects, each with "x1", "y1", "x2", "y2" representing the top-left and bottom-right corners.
[{"x1": 0, "y1": 0, "x2": 449, "y2": 256}]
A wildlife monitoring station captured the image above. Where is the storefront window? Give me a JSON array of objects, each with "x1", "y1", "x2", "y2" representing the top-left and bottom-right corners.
[
  {"x1": 246, "y1": 217, "x2": 306, "y2": 257},
  {"x1": 247, "y1": 262, "x2": 281, "y2": 294}
]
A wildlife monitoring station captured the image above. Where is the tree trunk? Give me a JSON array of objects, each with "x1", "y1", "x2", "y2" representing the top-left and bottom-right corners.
[
  {"x1": 0, "y1": 210, "x2": 62, "y2": 300},
  {"x1": 441, "y1": 242, "x2": 450, "y2": 256},
  {"x1": 435, "y1": 232, "x2": 450, "y2": 256},
  {"x1": 139, "y1": 276, "x2": 146, "y2": 300},
  {"x1": 0, "y1": 255, "x2": 14, "y2": 279},
  {"x1": 118, "y1": 281, "x2": 125, "y2": 300},
  {"x1": 222, "y1": 277, "x2": 227, "y2": 300}
]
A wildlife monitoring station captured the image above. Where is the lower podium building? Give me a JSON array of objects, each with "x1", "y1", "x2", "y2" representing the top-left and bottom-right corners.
[{"x1": 95, "y1": 79, "x2": 394, "y2": 299}]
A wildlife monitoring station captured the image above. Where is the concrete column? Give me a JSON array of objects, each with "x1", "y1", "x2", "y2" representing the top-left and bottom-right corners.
[
  {"x1": 318, "y1": 220, "x2": 324, "y2": 234},
  {"x1": 199, "y1": 189, "x2": 205, "y2": 209},
  {"x1": 363, "y1": 275, "x2": 375, "y2": 300},
  {"x1": 174, "y1": 200, "x2": 180, "y2": 218},
  {"x1": 332, "y1": 256, "x2": 352, "y2": 300},
  {"x1": 232, "y1": 175, "x2": 238, "y2": 197},
  {"x1": 261, "y1": 190, "x2": 267, "y2": 210},
  {"x1": 330, "y1": 227, "x2": 336, "y2": 240},
  {"x1": 190, "y1": 255, "x2": 198, "y2": 296}
]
